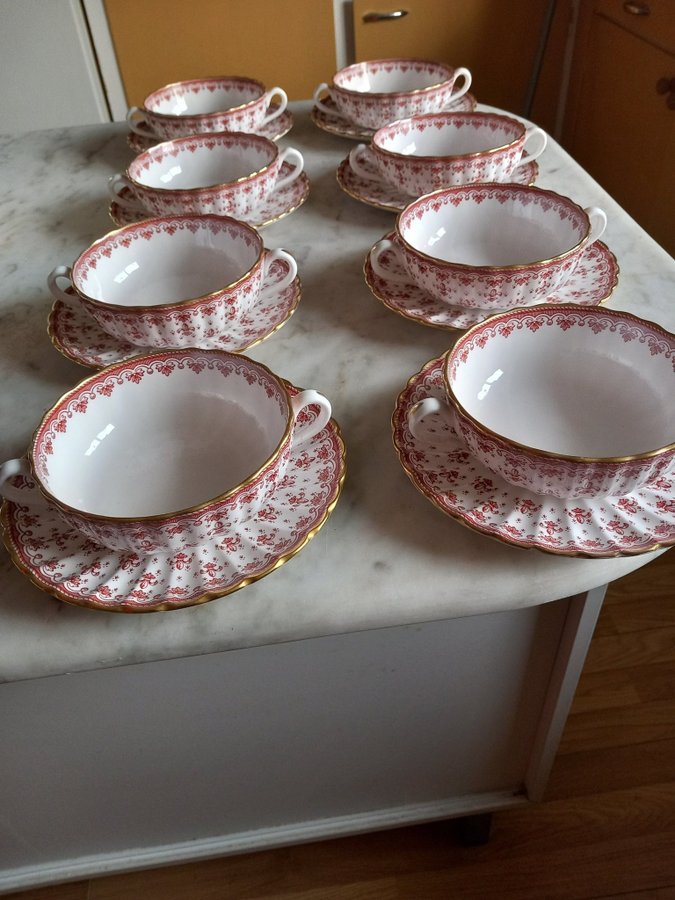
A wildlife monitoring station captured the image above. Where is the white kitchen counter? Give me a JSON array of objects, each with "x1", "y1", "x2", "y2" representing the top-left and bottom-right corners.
[
  {"x1": 1, "y1": 100, "x2": 674, "y2": 893},
  {"x1": 0, "y1": 102, "x2": 673, "y2": 685}
]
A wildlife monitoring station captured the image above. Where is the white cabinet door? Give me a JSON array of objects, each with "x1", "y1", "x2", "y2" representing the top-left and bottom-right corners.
[{"x1": 0, "y1": 0, "x2": 110, "y2": 132}]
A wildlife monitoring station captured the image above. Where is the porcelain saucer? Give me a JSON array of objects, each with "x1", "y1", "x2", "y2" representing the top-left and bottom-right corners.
[
  {"x1": 364, "y1": 231, "x2": 619, "y2": 331},
  {"x1": 311, "y1": 93, "x2": 477, "y2": 140},
  {"x1": 392, "y1": 355, "x2": 675, "y2": 558},
  {"x1": 126, "y1": 108, "x2": 295, "y2": 153},
  {"x1": 337, "y1": 154, "x2": 538, "y2": 212},
  {"x1": 109, "y1": 164, "x2": 310, "y2": 230},
  {"x1": 1, "y1": 390, "x2": 346, "y2": 612},
  {"x1": 48, "y1": 255, "x2": 301, "y2": 369}
]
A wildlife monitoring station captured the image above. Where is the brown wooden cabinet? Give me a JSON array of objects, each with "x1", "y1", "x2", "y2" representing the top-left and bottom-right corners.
[
  {"x1": 562, "y1": 0, "x2": 675, "y2": 255},
  {"x1": 352, "y1": 0, "x2": 570, "y2": 133}
]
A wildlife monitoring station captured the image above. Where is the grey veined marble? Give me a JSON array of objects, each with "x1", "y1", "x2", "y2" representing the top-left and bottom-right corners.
[{"x1": 0, "y1": 102, "x2": 673, "y2": 683}]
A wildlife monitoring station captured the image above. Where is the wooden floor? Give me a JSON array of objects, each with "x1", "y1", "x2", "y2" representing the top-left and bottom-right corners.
[{"x1": 7, "y1": 550, "x2": 675, "y2": 900}]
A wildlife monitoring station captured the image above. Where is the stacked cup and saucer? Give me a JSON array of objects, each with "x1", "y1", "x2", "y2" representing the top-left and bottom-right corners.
[
  {"x1": 2, "y1": 214, "x2": 345, "y2": 611},
  {"x1": 127, "y1": 75, "x2": 295, "y2": 151},
  {"x1": 393, "y1": 304, "x2": 675, "y2": 557},
  {"x1": 311, "y1": 57, "x2": 476, "y2": 140},
  {"x1": 364, "y1": 172, "x2": 619, "y2": 332},
  {"x1": 388, "y1": 187, "x2": 675, "y2": 556},
  {"x1": 113, "y1": 76, "x2": 309, "y2": 230}
]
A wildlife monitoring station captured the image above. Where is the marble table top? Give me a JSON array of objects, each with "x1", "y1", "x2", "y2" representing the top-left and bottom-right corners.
[{"x1": 1, "y1": 101, "x2": 673, "y2": 683}]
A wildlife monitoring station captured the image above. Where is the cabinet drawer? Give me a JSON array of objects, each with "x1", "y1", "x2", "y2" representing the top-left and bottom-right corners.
[{"x1": 594, "y1": 0, "x2": 675, "y2": 54}]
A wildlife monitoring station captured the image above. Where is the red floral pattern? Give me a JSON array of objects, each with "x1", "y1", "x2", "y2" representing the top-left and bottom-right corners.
[
  {"x1": 397, "y1": 184, "x2": 591, "y2": 309},
  {"x1": 331, "y1": 59, "x2": 467, "y2": 129},
  {"x1": 140, "y1": 76, "x2": 283, "y2": 139},
  {"x1": 74, "y1": 217, "x2": 265, "y2": 348},
  {"x1": 371, "y1": 112, "x2": 529, "y2": 194},
  {"x1": 338, "y1": 155, "x2": 537, "y2": 212},
  {"x1": 447, "y1": 308, "x2": 675, "y2": 498},
  {"x1": 128, "y1": 109, "x2": 294, "y2": 153},
  {"x1": 392, "y1": 355, "x2": 675, "y2": 557},
  {"x1": 110, "y1": 164, "x2": 310, "y2": 231},
  {"x1": 2, "y1": 394, "x2": 345, "y2": 611},
  {"x1": 49, "y1": 256, "x2": 300, "y2": 368},
  {"x1": 31, "y1": 352, "x2": 299, "y2": 554},
  {"x1": 364, "y1": 230, "x2": 618, "y2": 331},
  {"x1": 312, "y1": 93, "x2": 476, "y2": 140}
]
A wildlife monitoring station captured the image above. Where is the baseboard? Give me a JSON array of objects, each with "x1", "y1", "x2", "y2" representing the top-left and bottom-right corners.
[{"x1": 0, "y1": 790, "x2": 527, "y2": 894}]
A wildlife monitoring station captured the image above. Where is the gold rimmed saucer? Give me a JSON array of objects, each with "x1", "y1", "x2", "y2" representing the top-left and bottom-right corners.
[
  {"x1": 1, "y1": 387, "x2": 346, "y2": 613},
  {"x1": 109, "y1": 168, "x2": 310, "y2": 230},
  {"x1": 392, "y1": 355, "x2": 675, "y2": 558},
  {"x1": 338, "y1": 156, "x2": 538, "y2": 213},
  {"x1": 364, "y1": 231, "x2": 619, "y2": 331},
  {"x1": 311, "y1": 93, "x2": 477, "y2": 140}
]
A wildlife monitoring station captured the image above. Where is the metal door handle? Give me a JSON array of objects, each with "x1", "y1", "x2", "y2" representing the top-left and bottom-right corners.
[
  {"x1": 362, "y1": 9, "x2": 409, "y2": 22},
  {"x1": 623, "y1": 1, "x2": 650, "y2": 14}
]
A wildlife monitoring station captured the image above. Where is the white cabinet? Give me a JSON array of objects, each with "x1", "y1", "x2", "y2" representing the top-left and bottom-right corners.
[{"x1": 0, "y1": 0, "x2": 111, "y2": 132}]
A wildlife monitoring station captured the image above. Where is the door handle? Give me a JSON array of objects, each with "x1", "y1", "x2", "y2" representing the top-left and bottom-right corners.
[
  {"x1": 362, "y1": 9, "x2": 409, "y2": 22},
  {"x1": 623, "y1": 1, "x2": 650, "y2": 14}
]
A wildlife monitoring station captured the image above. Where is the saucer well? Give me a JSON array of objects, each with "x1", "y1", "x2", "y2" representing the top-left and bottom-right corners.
[
  {"x1": 392, "y1": 355, "x2": 675, "y2": 558},
  {"x1": 48, "y1": 254, "x2": 302, "y2": 368},
  {"x1": 364, "y1": 231, "x2": 619, "y2": 331},
  {"x1": 126, "y1": 108, "x2": 295, "y2": 153},
  {"x1": 1, "y1": 389, "x2": 346, "y2": 612},
  {"x1": 109, "y1": 165, "x2": 310, "y2": 230},
  {"x1": 311, "y1": 93, "x2": 477, "y2": 140},
  {"x1": 337, "y1": 154, "x2": 538, "y2": 212}
]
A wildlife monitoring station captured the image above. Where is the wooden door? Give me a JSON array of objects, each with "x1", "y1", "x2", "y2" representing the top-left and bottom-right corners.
[
  {"x1": 103, "y1": 0, "x2": 337, "y2": 106},
  {"x1": 563, "y1": 5, "x2": 675, "y2": 255},
  {"x1": 352, "y1": 0, "x2": 566, "y2": 124}
]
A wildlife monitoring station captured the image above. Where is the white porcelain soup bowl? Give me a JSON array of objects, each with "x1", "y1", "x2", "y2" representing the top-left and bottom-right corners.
[
  {"x1": 127, "y1": 75, "x2": 288, "y2": 140},
  {"x1": 313, "y1": 57, "x2": 472, "y2": 130},
  {"x1": 349, "y1": 111, "x2": 547, "y2": 195},
  {"x1": 0, "y1": 350, "x2": 331, "y2": 554},
  {"x1": 109, "y1": 132, "x2": 304, "y2": 220},
  {"x1": 371, "y1": 183, "x2": 607, "y2": 310},
  {"x1": 409, "y1": 306, "x2": 675, "y2": 499},
  {"x1": 47, "y1": 216, "x2": 297, "y2": 348}
]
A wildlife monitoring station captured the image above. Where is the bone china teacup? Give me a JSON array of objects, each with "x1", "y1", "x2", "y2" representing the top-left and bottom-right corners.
[
  {"x1": 127, "y1": 75, "x2": 288, "y2": 140},
  {"x1": 313, "y1": 57, "x2": 472, "y2": 130},
  {"x1": 109, "y1": 132, "x2": 304, "y2": 220},
  {"x1": 371, "y1": 183, "x2": 607, "y2": 310},
  {"x1": 408, "y1": 306, "x2": 675, "y2": 499},
  {"x1": 0, "y1": 350, "x2": 332, "y2": 554},
  {"x1": 47, "y1": 215, "x2": 297, "y2": 348},
  {"x1": 349, "y1": 111, "x2": 547, "y2": 195}
]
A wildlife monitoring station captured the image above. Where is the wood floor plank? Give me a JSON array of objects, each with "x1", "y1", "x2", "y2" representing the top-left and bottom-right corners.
[
  {"x1": 599, "y1": 597, "x2": 675, "y2": 634},
  {"x1": 577, "y1": 626, "x2": 675, "y2": 675},
  {"x1": 594, "y1": 888, "x2": 675, "y2": 899},
  {"x1": 545, "y1": 738, "x2": 675, "y2": 800},
  {"x1": 391, "y1": 832, "x2": 675, "y2": 900},
  {"x1": 2, "y1": 883, "x2": 88, "y2": 900},
  {"x1": 558, "y1": 697, "x2": 675, "y2": 754},
  {"x1": 600, "y1": 551, "x2": 675, "y2": 608},
  {"x1": 568, "y1": 666, "x2": 642, "y2": 714}
]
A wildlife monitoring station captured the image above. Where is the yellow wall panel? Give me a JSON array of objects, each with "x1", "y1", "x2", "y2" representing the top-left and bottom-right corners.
[{"x1": 104, "y1": 0, "x2": 336, "y2": 105}]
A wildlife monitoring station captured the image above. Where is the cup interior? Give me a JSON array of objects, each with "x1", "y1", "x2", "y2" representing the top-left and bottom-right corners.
[
  {"x1": 335, "y1": 59, "x2": 452, "y2": 94},
  {"x1": 34, "y1": 354, "x2": 289, "y2": 517},
  {"x1": 448, "y1": 309, "x2": 675, "y2": 459},
  {"x1": 74, "y1": 217, "x2": 263, "y2": 307},
  {"x1": 375, "y1": 113, "x2": 523, "y2": 158},
  {"x1": 129, "y1": 134, "x2": 277, "y2": 190},
  {"x1": 144, "y1": 77, "x2": 264, "y2": 116},
  {"x1": 400, "y1": 186, "x2": 588, "y2": 267}
]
